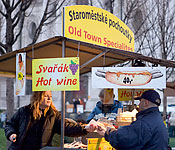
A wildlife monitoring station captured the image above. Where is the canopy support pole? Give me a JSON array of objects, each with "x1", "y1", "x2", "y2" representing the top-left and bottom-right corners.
[
  {"x1": 61, "y1": 39, "x2": 65, "y2": 150},
  {"x1": 80, "y1": 51, "x2": 108, "y2": 69},
  {"x1": 131, "y1": 89, "x2": 135, "y2": 110},
  {"x1": 163, "y1": 89, "x2": 167, "y2": 121}
]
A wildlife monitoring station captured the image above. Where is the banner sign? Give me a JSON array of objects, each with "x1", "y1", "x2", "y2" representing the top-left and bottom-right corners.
[
  {"x1": 32, "y1": 57, "x2": 79, "y2": 91},
  {"x1": 16, "y1": 53, "x2": 26, "y2": 96},
  {"x1": 92, "y1": 67, "x2": 166, "y2": 88},
  {"x1": 62, "y1": 5, "x2": 134, "y2": 52},
  {"x1": 118, "y1": 89, "x2": 152, "y2": 101}
]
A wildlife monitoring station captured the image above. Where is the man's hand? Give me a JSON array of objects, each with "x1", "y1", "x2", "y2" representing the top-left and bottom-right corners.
[
  {"x1": 97, "y1": 125, "x2": 116, "y2": 136},
  {"x1": 97, "y1": 124, "x2": 106, "y2": 136},
  {"x1": 106, "y1": 126, "x2": 116, "y2": 134},
  {"x1": 9, "y1": 134, "x2": 17, "y2": 142}
]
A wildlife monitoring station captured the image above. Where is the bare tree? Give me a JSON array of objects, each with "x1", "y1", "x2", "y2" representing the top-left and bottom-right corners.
[
  {"x1": 94, "y1": 0, "x2": 175, "y2": 75},
  {"x1": 133, "y1": 0, "x2": 175, "y2": 78},
  {"x1": 0, "y1": 0, "x2": 66, "y2": 120},
  {"x1": 93, "y1": 0, "x2": 175, "y2": 119},
  {"x1": 136, "y1": 0, "x2": 175, "y2": 120}
]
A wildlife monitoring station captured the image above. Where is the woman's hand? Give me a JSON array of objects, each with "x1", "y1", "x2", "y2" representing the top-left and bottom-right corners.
[
  {"x1": 9, "y1": 134, "x2": 17, "y2": 142},
  {"x1": 85, "y1": 124, "x2": 97, "y2": 132}
]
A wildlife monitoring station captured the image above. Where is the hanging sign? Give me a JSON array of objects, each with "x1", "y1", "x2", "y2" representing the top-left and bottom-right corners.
[
  {"x1": 92, "y1": 67, "x2": 166, "y2": 88},
  {"x1": 62, "y1": 5, "x2": 134, "y2": 52},
  {"x1": 118, "y1": 89, "x2": 153, "y2": 101},
  {"x1": 16, "y1": 53, "x2": 26, "y2": 96},
  {"x1": 32, "y1": 57, "x2": 79, "y2": 91}
]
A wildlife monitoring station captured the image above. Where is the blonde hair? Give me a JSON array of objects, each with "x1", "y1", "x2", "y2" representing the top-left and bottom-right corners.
[{"x1": 30, "y1": 91, "x2": 57, "y2": 120}]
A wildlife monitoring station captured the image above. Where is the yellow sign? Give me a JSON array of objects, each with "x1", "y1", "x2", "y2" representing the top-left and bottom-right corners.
[
  {"x1": 32, "y1": 57, "x2": 79, "y2": 91},
  {"x1": 118, "y1": 89, "x2": 152, "y2": 101},
  {"x1": 18, "y1": 72, "x2": 23, "y2": 80},
  {"x1": 88, "y1": 138, "x2": 115, "y2": 150},
  {"x1": 62, "y1": 5, "x2": 134, "y2": 52}
]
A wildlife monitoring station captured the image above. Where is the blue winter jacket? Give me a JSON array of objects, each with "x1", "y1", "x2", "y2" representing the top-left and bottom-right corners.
[
  {"x1": 86, "y1": 100, "x2": 123, "y2": 123},
  {"x1": 105, "y1": 107, "x2": 168, "y2": 150}
]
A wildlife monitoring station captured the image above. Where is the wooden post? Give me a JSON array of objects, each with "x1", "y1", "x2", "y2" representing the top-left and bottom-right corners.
[
  {"x1": 163, "y1": 89, "x2": 167, "y2": 121},
  {"x1": 61, "y1": 39, "x2": 65, "y2": 150}
]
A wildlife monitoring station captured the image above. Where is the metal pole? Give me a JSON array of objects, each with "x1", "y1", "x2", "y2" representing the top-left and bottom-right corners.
[
  {"x1": 61, "y1": 39, "x2": 65, "y2": 150},
  {"x1": 120, "y1": 0, "x2": 123, "y2": 20},
  {"x1": 17, "y1": 96, "x2": 20, "y2": 108},
  {"x1": 131, "y1": 89, "x2": 135, "y2": 110},
  {"x1": 163, "y1": 89, "x2": 167, "y2": 121},
  {"x1": 80, "y1": 51, "x2": 107, "y2": 69}
]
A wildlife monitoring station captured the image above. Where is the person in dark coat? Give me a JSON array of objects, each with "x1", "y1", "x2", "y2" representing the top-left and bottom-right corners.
[
  {"x1": 86, "y1": 89, "x2": 123, "y2": 123},
  {"x1": 73, "y1": 98, "x2": 80, "y2": 113},
  {"x1": 4, "y1": 91, "x2": 92, "y2": 150},
  {"x1": 96, "y1": 90, "x2": 168, "y2": 150}
]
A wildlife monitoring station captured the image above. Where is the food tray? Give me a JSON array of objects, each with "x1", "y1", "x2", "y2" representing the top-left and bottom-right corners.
[
  {"x1": 116, "y1": 116, "x2": 135, "y2": 126},
  {"x1": 116, "y1": 121, "x2": 132, "y2": 126}
]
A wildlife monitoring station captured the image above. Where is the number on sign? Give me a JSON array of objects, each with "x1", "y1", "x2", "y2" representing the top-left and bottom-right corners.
[{"x1": 123, "y1": 77, "x2": 133, "y2": 84}]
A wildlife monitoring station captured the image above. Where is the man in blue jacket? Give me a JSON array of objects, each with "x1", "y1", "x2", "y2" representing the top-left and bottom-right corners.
[
  {"x1": 86, "y1": 89, "x2": 123, "y2": 123},
  {"x1": 96, "y1": 90, "x2": 168, "y2": 150}
]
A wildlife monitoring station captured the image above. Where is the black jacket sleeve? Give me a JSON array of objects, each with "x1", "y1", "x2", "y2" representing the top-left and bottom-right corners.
[
  {"x1": 4, "y1": 108, "x2": 22, "y2": 140},
  {"x1": 54, "y1": 112, "x2": 87, "y2": 137}
]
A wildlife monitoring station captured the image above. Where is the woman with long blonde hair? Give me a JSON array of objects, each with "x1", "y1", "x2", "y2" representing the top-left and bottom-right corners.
[
  {"x1": 30, "y1": 91, "x2": 57, "y2": 120},
  {"x1": 5, "y1": 91, "x2": 91, "y2": 150}
]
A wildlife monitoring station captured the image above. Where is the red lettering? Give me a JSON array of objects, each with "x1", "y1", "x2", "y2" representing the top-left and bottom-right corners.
[
  {"x1": 36, "y1": 77, "x2": 44, "y2": 87},
  {"x1": 64, "y1": 77, "x2": 67, "y2": 85},
  {"x1": 48, "y1": 67, "x2": 53, "y2": 72},
  {"x1": 63, "y1": 64, "x2": 69, "y2": 72},
  {"x1": 53, "y1": 64, "x2": 58, "y2": 72},
  {"x1": 49, "y1": 78, "x2": 52, "y2": 85},
  {"x1": 68, "y1": 26, "x2": 74, "y2": 34},
  {"x1": 58, "y1": 64, "x2": 63, "y2": 72},
  {"x1": 36, "y1": 65, "x2": 43, "y2": 74},
  {"x1": 43, "y1": 66, "x2": 48, "y2": 73},
  {"x1": 67, "y1": 79, "x2": 72, "y2": 85},
  {"x1": 43, "y1": 79, "x2": 48, "y2": 86},
  {"x1": 57, "y1": 79, "x2": 63, "y2": 85},
  {"x1": 56, "y1": 78, "x2": 77, "y2": 85},
  {"x1": 72, "y1": 79, "x2": 77, "y2": 85},
  {"x1": 36, "y1": 77, "x2": 52, "y2": 87}
]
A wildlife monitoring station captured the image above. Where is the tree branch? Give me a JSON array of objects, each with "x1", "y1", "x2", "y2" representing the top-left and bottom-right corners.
[
  {"x1": 12, "y1": 0, "x2": 21, "y2": 12},
  {"x1": 30, "y1": 0, "x2": 66, "y2": 45},
  {"x1": 12, "y1": 10, "x2": 23, "y2": 29},
  {"x1": 97, "y1": 0, "x2": 104, "y2": 9},
  {"x1": 45, "y1": 0, "x2": 64, "y2": 19},
  {"x1": 0, "y1": 42, "x2": 6, "y2": 50},
  {"x1": 0, "y1": 9, "x2": 6, "y2": 17},
  {"x1": 1, "y1": 0, "x2": 7, "y2": 9},
  {"x1": 21, "y1": 0, "x2": 34, "y2": 11},
  {"x1": 30, "y1": 0, "x2": 50, "y2": 44},
  {"x1": 12, "y1": 13, "x2": 25, "y2": 45}
]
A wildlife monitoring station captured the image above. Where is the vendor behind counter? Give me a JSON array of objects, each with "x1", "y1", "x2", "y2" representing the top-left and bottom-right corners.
[{"x1": 86, "y1": 88, "x2": 123, "y2": 123}]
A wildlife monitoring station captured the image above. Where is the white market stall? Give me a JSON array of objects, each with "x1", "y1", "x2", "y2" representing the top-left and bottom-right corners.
[{"x1": 1, "y1": 5, "x2": 175, "y2": 149}]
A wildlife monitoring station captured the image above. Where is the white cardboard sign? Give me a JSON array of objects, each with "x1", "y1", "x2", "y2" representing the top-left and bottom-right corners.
[
  {"x1": 92, "y1": 67, "x2": 166, "y2": 89},
  {"x1": 15, "y1": 53, "x2": 26, "y2": 96}
]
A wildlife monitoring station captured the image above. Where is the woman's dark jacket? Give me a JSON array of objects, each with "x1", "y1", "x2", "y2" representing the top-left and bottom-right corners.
[
  {"x1": 105, "y1": 107, "x2": 168, "y2": 150},
  {"x1": 4, "y1": 104, "x2": 87, "y2": 150}
]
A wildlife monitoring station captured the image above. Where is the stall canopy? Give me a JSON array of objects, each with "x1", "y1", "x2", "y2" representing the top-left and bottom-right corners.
[{"x1": 0, "y1": 36, "x2": 175, "y2": 79}]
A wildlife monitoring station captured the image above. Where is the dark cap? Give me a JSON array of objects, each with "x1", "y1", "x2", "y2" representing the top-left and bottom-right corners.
[{"x1": 134, "y1": 90, "x2": 161, "y2": 106}]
